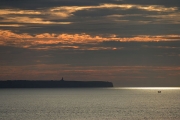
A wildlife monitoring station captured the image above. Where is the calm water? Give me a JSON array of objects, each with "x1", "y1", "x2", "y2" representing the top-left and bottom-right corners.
[{"x1": 0, "y1": 87, "x2": 180, "y2": 120}]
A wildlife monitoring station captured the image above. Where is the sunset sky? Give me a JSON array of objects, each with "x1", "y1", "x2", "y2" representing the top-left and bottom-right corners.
[{"x1": 0, "y1": 0, "x2": 180, "y2": 86}]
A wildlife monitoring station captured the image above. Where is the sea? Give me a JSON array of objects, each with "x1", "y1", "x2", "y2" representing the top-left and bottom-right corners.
[{"x1": 0, "y1": 87, "x2": 180, "y2": 120}]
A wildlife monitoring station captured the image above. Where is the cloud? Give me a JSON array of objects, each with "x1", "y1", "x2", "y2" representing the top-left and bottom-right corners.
[
  {"x1": 0, "y1": 3, "x2": 179, "y2": 38},
  {"x1": 1, "y1": 0, "x2": 180, "y2": 10},
  {"x1": 0, "y1": 0, "x2": 120, "y2": 10},
  {"x1": 1, "y1": 3, "x2": 178, "y2": 23},
  {"x1": 122, "y1": 0, "x2": 180, "y2": 7},
  {"x1": 1, "y1": 40, "x2": 180, "y2": 67},
  {"x1": 1, "y1": 30, "x2": 180, "y2": 50}
]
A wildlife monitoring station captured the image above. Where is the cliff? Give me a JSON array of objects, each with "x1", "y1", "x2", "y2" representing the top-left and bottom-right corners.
[{"x1": 0, "y1": 80, "x2": 113, "y2": 88}]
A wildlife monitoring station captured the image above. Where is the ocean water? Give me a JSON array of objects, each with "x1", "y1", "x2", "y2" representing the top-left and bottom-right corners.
[{"x1": 0, "y1": 87, "x2": 180, "y2": 120}]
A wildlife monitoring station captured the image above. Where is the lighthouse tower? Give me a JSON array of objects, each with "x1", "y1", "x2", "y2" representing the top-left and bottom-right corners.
[{"x1": 61, "y1": 77, "x2": 64, "y2": 81}]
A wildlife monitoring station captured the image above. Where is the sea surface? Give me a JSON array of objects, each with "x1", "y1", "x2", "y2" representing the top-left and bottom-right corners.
[{"x1": 0, "y1": 87, "x2": 180, "y2": 120}]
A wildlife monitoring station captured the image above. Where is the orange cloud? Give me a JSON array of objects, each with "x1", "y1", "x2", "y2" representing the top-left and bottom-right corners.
[
  {"x1": 1, "y1": 16, "x2": 72, "y2": 24},
  {"x1": 0, "y1": 30, "x2": 180, "y2": 49},
  {"x1": 0, "y1": 30, "x2": 33, "y2": 39}
]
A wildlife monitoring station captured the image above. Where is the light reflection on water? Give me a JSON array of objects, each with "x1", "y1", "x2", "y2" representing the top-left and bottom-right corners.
[
  {"x1": 111, "y1": 87, "x2": 180, "y2": 90},
  {"x1": 0, "y1": 88, "x2": 180, "y2": 120}
]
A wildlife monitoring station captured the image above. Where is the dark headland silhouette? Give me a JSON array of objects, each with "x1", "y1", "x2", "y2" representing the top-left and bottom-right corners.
[{"x1": 0, "y1": 77, "x2": 113, "y2": 88}]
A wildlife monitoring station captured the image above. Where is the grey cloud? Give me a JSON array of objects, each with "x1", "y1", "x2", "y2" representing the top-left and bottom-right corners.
[
  {"x1": 72, "y1": 8, "x2": 173, "y2": 24},
  {"x1": 19, "y1": 23, "x2": 180, "y2": 36},
  {"x1": 73, "y1": 7, "x2": 174, "y2": 17},
  {"x1": 1, "y1": 22, "x2": 180, "y2": 37},
  {"x1": 0, "y1": 0, "x2": 121, "y2": 10},
  {"x1": 1, "y1": 41, "x2": 180, "y2": 66},
  {"x1": 0, "y1": 46, "x2": 39, "y2": 66},
  {"x1": 123, "y1": 0, "x2": 180, "y2": 7},
  {"x1": 39, "y1": 41, "x2": 180, "y2": 67},
  {"x1": 1, "y1": 0, "x2": 179, "y2": 10}
]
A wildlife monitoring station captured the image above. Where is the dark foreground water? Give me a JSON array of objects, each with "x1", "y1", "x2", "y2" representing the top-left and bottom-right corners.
[{"x1": 0, "y1": 87, "x2": 180, "y2": 120}]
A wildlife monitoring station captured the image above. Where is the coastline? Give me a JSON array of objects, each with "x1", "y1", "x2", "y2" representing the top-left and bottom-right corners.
[{"x1": 0, "y1": 80, "x2": 113, "y2": 88}]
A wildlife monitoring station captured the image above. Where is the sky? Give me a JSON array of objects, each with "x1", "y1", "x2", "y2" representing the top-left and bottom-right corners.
[{"x1": 0, "y1": 0, "x2": 180, "y2": 87}]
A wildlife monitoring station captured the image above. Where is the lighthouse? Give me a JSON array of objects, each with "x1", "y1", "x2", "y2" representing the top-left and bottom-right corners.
[{"x1": 61, "y1": 77, "x2": 64, "y2": 81}]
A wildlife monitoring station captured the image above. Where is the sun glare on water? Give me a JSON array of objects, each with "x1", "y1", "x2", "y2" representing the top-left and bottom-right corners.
[{"x1": 113, "y1": 87, "x2": 180, "y2": 90}]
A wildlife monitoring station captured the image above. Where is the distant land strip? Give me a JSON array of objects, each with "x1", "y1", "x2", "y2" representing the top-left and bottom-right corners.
[{"x1": 0, "y1": 80, "x2": 113, "y2": 88}]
